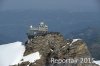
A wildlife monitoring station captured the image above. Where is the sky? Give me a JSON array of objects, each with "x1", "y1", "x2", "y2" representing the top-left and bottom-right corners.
[{"x1": 0, "y1": 0, "x2": 99, "y2": 12}]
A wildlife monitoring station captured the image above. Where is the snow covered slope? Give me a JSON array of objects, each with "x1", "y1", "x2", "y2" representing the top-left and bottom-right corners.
[
  {"x1": 0, "y1": 41, "x2": 25, "y2": 66},
  {"x1": 0, "y1": 41, "x2": 41, "y2": 66},
  {"x1": 94, "y1": 60, "x2": 100, "y2": 65},
  {"x1": 11, "y1": 52, "x2": 41, "y2": 65}
]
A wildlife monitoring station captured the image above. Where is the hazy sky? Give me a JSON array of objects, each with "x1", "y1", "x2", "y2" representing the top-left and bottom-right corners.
[{"x1": 0, "y1": 0, "x2": 99, "y2": 12}]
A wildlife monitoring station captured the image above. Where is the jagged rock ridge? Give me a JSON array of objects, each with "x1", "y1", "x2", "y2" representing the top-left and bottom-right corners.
[{"x1": 13, "y1": 32, "x2": 99, "y2": 66}]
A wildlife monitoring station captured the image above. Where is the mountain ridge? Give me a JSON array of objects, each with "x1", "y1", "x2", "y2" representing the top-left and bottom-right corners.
[{"x1": 12, "y1": 32, "x2": 99, "y2": 66}]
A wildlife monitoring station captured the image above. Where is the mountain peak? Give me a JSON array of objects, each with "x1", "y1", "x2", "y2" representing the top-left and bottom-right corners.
[{"x1": 12, "y1": 33, "x2": 99, "y2": 66}]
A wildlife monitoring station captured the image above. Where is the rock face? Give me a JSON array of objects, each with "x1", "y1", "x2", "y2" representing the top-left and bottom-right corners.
[{"x1": 15, "y1": 33, "x2": 99, "y2": 66}]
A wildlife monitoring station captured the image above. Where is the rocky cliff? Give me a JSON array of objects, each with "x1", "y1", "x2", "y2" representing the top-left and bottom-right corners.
[{"x1": 13, "y1": 32, "x2": 99, "y2": 66}]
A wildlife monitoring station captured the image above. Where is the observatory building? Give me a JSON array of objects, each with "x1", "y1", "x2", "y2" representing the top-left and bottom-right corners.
[{"x1": 27, "y1": 21, "x2": 48, "y2": 38}]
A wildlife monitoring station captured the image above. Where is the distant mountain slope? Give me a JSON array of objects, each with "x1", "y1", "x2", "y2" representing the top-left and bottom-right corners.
[
  {"x1": 67, "y1": 27, "x2": 100, "y2": 45},
  {"x1": 67, "y1": 27, "x2": 100, "y2": 59}
]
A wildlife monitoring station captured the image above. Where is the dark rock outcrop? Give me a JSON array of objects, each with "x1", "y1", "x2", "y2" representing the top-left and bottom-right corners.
[{"x1": 14, "y1": 33, "x2": 99, "y2": 66}]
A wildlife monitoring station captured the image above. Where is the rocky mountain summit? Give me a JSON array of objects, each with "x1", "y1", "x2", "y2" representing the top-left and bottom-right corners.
[{"x1": 13, "y1": 32, "x2": 99, "y2": 66}]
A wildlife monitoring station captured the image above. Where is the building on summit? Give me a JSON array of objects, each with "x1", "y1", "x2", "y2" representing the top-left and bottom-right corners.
[
  {"x1": 27, "y1": 21, "x2": 60, "y2": 40},
  {"x1": 27, "y1": 21, "x2": 48, "y2": 38}
]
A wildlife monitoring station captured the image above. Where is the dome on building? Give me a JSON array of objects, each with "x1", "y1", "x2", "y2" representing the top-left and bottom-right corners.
[
  {"x1": 40, "y1": 22, "x2": 44, "y2": 25},
  {"x1": 30, "y1": 25, "x2": 33, "y2": 29}
]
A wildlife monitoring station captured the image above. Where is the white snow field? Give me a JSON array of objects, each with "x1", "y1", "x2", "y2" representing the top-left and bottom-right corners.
[
  {"x1": 16, "y1": 52, "x2": 41, "y2": 65},
  {"x1": 0, "y1": 41, "x2": 41, "y2": 66},
  {"x1": 0, "y1": 41, "x2": 25, "y2": 66}
]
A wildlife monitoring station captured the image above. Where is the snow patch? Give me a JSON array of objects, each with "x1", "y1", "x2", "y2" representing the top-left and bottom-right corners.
[
  {"x1": 0, "y1": 41, "x2": 25, "y2": 66},
  {"x1": 72, "y1": 39, "x2": 81, "y2": 44},
  {"x1": 94, "y1": 60, "x2": 100, "y2": 65},
  {"x1": 11, "y1": 52, "x2": 41, "y2": 65},
  {"x1": 20, "y1": 52, "x2": 41, "y2": 63},
  {"x1": 70, "y1": 39, "x2": 81, "y2": 46},
  {"x1": 62, "y1": 45, "x2": 66, "y2": 48},
  {"x1": 50, "y1": 49, "x2": 53, "y2": 52}
]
